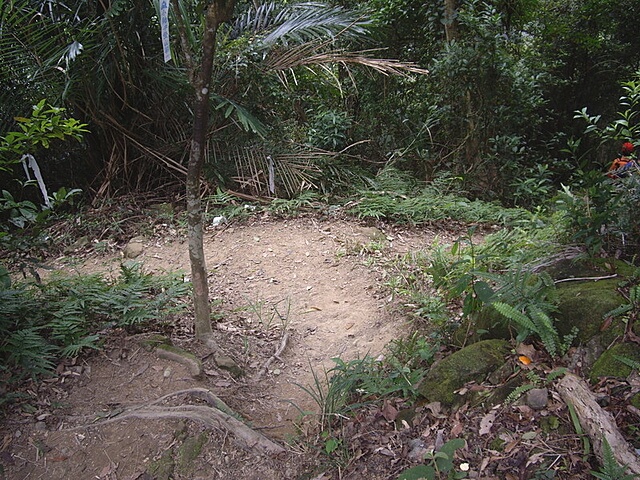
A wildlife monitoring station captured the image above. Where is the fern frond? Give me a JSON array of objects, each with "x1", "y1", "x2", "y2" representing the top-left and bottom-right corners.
[
  {"x1": 493, "y1": 302, "x2": 537, "y2": 332},
  {"x1": 506, "y1": 383, "x2": 536, "y2": 404},
  {"x1": 613, "y1": 355, "x2": 640, "y2": 371},
  {"x1": 527, "y1": 304, "x2": 559, "y2": 357},
  {"x1": 591, "y1": 438, "x2": 636, "y2": 480}
]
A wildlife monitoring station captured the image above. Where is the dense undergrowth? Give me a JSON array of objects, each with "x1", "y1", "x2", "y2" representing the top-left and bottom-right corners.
[
  {"x1": 0, "y1": 262, "x2": 189, "y2": 406},
  {"x1": 1, "y1": 164, "x2": 639, "y2": 477}
]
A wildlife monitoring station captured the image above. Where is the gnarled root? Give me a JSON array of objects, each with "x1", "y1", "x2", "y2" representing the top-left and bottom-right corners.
[{"x1": 72, "y1": 388, "x2": 285, "y2": 456}]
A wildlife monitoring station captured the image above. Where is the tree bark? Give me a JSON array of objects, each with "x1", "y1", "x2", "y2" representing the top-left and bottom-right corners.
[
  {"x1": 186, "y1": 0, "x2": 236, "y2": 345},
  {"x1": 444, "y1": 0, "x2": 458, "y2": 42},
  {"x1": 557, "y1": 373, "x2": 640, "y2": 475}
]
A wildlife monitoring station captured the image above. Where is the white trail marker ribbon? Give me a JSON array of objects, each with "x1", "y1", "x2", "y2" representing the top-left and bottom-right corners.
[{"x1": 160, "y1": 0, "x2": 171, "y2": 62}]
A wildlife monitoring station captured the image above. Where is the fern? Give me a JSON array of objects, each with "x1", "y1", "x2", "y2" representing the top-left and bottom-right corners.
[
  {"x1": 591, "y1": 438, "x2": 636, "y2": 480},
  {"x1": 3, "y1": 328, "x2": 56, "y2": 378},
  {"x1": 613, "y1": 355, "x2": 640, "y2": 371},
  {"x1": 505, "y1": 383, "x2": 537, "y2": 404},
  {"x1": 0, "y1": 265, "x2": 190, "y2": 387},
  {"x1": 492, "y1": 302, "x2": 538, "y2": 333},
  {"x1": 60, "y1": 335, "x2": 101, "y2": 358},
  {"x1": 527, "y1": 304, "x2": 559, "y2": 357}
]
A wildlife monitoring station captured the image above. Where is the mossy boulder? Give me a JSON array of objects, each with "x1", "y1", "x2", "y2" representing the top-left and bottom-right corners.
[
  {"x1": 555, "y1": 279, "x2": 626, "y2": 343},
  {"x1": 452, "y1": 260, "x2": 630, "y2": 349},
  {"x1": 452, "y1": 307, "x2": 512, "y2": 347},
  {"x1": 417, "y1": 339, "x2": 510, "y2": 408},
  {"x1": 589, "y1": 342, "x2": 640, "y2": 383}
]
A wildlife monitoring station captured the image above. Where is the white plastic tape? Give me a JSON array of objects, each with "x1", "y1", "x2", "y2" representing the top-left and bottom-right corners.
[{"x1": 160, "y1": 0, "x2": 171, "y2": 62}]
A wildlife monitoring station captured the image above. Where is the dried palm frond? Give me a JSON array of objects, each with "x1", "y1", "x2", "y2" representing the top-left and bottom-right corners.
[
  {"x1": 265, "y1": 44, "x2": 429, "y2": 76},
  {"x1": 212, "y1": 143, "x2": 333, "y2": 198}
]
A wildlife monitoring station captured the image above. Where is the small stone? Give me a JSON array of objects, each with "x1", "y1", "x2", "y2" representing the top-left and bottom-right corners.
[
  {"x1": 407, "y1": 438, "x2": 428, "y2": 460},
  {"x1": 34, "y1": 421, "x2": 47, "y2": 431},
  {"x1": 214, "y1": 353, "x2": 245, "y2": 378},
  {"x1": 211, "y1": 216, "x2": 227, "y2": 227},
  {"x1": 123, "y1": 239, "x2": 144, "y2": 258},
  {"x1": 526, "y1": 388, "x2": 549, "y2": 410}
]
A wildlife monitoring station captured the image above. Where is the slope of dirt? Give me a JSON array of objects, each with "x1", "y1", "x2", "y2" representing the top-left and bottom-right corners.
[{"x1": 1, "y1": 215, "x2": 456, "y2": 480}]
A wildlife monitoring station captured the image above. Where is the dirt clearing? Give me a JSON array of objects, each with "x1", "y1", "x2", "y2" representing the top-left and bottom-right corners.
[{"x1": 2, "y1": 216, "x2": 454, "y2": 479}]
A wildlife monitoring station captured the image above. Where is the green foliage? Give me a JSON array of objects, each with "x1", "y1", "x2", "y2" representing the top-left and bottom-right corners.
[
  {"x1": 613, "y1": 355, "x2": 640, "y2": 371},
  {"x1": 505, "y1": 368, "x2": 567, "y2": 404},
  {"x1": 510, "y1": 164, "x2": 554, "y2": 209},
  {"x1": 575, "y1": 69, "x2": 640, "y2": 144},
  {"x1": 0, "y1": 263, "x2": 189, "y2": 392},
  {"x1": 397, "y1": 438, "x2": 468, "y2": 480},
  {"x1": 350, "y1": 169, "x2": 532, "y2": 226},
  {"x1": 604, "y1": 284, "x2": 640, "y2": 322},
  {"x1": 590, "y1": 438, "x2": 637, "y2": 480},
  {"x1": 0, "y1": 100, "x2": 88, "y2": 167},
  {"x1": 267, "y1": 191, "x2": 322, "y2": 216},
  {"x1": 298, "y1": 338, "x2": 436, "y2": 429},
  {"x1": 307, "y1": 109, "x2": 352, "y2": 151},
  {"x1": 566, "y1": 71, "x2": 640, "y2": 257},
  {"x1": 556, "y1": 173, "x2": 640, "y2": 257},
  {"x1": 492, "y1": 301, "x2": 575, "y2": 358}
]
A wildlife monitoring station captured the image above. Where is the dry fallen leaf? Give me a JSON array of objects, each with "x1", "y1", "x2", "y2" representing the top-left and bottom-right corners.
[
  {"x1": 381, "y1": 401, "x2": 398, "y2": 422},
  {"x1": 479, "y1": 410, "x2": 497, "y2": 436},
  {"x1": 518, "y1": 355, "x2": 532, "y2": 365},
  {"x1": 516, "y1": 343, "x2": 536, "y2": 359}
]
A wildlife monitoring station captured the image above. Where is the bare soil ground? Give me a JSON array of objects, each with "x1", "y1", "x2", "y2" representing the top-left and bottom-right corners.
[{"x1": 2, "y1": 215, "x2": 461, "y2": 480}]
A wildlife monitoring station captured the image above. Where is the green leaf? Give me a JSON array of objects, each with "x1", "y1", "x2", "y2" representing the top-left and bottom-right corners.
[
  {"x1": 474, "y1": 281, "x2": 495, "y2": 304},
  {"x1": 397, "y1": 464, "x2": 436, "y2": 480}
]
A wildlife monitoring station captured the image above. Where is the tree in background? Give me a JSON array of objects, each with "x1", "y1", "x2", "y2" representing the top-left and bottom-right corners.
[{"x1": 165, "y1": 0, "x2": 427, "y2": 346}]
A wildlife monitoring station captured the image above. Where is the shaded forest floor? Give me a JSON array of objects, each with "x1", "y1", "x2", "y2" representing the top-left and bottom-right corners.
[{"x1": 0, "y1": 213, "x2": 619, "y2": 479}]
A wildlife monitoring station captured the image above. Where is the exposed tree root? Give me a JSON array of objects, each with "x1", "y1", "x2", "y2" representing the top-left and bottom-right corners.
[
  {"x1": 155, "y1": 344, "x2": 203, "y2": 377},
  {"x1": 557, "y1": 373, "x2": 640, "y2": 475},
  {"x1": 254, "y1": 332, "x2": 290, "y2": 381},
  {"x1": 69, "y1": 388, "x2": 285, "y2": 457}
]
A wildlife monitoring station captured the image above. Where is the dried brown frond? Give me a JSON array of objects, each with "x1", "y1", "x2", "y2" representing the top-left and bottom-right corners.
[{"x1": 265, "y1": 44, "x2": 429, "y2": 77}]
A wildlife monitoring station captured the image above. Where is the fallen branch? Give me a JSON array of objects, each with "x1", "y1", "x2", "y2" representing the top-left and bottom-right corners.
[
  {"x1": 254, "y1": 332, "x2": 290, "y2": 381},
  {"x1": 557, "y1": 373, "x2": 640, "y2": 475},
  {"x1": 554, "y1": 274, "x2": 618, "y2": 284},
  {"x1": 68, "y1": 388, "x2": 285, "y2": 457}
]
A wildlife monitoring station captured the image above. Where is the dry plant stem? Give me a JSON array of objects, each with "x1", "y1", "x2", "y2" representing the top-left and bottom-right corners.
[
  {"x1": 553, "y1": 274, "x2": 618, "y2": 284},
  {"x1": 70, "y1": 388, "x2": 285, "y2": 456},
  {"x1": 557, "y1": 373, "x2": 640, "y2": 475},
  {"x1": 254, "y1": 332, "x2": 290, "y2": 381}
]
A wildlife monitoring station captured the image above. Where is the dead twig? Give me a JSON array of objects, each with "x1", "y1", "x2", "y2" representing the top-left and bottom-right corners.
[{"x1": 254, "y1": 332, "x2": 290, "y2": 381}]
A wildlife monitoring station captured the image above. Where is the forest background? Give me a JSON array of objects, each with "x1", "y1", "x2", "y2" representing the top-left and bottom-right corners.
[{"x1": 2, "y1": 0, "x2": 640, "y2": 208}]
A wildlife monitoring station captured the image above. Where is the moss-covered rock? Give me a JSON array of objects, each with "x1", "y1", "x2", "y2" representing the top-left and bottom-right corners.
[
  {"x1": 175, "y1": 432, "x2": 208, "y2": 475},
  {"x1": 417, "y1": 339, "x2": 510, "y2": 408},
  {"x1": 589, "y1": 342, "x2": 640, "y2": 383},
  {"x1": 555, "y1": 279, "x2": 626, "y2": 343},
  {"x1": 452, "y1": 308, "x2": 512, "y2": 347}
]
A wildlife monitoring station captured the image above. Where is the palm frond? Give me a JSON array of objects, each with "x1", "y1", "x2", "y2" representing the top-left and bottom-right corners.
[
  {"x1": 231, "y1": 2, "x2": 289, "y2": 38},
  {"x1": 232, "y1": 2, "x2": 370, "y2": 48},
  {"x1": 265, "y1": 45, "x2": 429, "y2": 76}
]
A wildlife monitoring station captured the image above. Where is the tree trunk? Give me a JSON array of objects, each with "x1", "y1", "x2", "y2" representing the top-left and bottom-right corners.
[
  {"x1": 187, "y1": 0, "x2": 236, "y2": 346},
  {"x1": 444, "y1": 0, "x2": 458, "y2": 42}
]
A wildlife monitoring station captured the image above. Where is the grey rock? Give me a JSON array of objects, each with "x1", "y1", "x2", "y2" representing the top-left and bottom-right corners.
[{"x1": 526, "y1": 388, "x2": 548, "y2": 410}]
